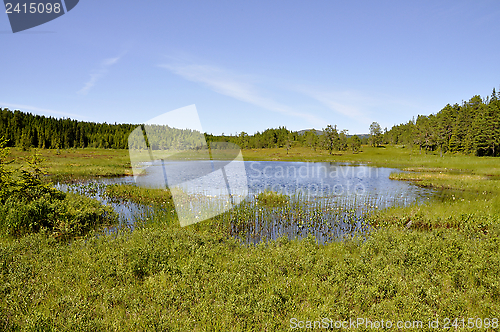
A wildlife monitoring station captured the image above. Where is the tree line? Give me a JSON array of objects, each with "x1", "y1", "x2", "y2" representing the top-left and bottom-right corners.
[
  {"x1": 0, "y1": 108, "x2": 137, "y2": 149},
  {"x1": 384, "y1": 88, "x2": 500, "y2": 156},
  {"x1": 205, "y1": 126, "x2": 365, "y2": 154},
  {"x1": 0, "y1": 109, "x2": 366, "y2": 153},
  {"x1": 2, "y1": 86, "x2": 499, "y2": 156}
]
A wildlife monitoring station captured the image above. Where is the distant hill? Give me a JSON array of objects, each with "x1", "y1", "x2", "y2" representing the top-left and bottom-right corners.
[
  {"x1": 297, "y1": 129, "x2": 369, "y2": 139},
  {"x1": 297, "y1": 129, "x2": 323, "y2": 135}
]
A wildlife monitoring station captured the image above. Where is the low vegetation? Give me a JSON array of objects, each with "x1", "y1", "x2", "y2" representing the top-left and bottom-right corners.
[
  {"x1": 104, "y1": 184, "x2": 173, "y2": 207},
  {"x1": 1, "y1": 211, "x2": 499, "y2": 330},
  {"x1": 1, "y1": 143, "x2": 500, "y2": 330},
  {"x1": 8, "y1": 147, "x2": 132, "y2": 180},
  {"x1": 0, "y1": 141, "x2": 117, "y2": 239},
  {"x1": 255, "y1": 190, "x2": 290, "y2": 207}
]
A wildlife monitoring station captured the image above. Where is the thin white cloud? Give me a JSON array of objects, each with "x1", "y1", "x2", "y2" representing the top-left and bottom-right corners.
[
  {"x1": 78, "y1": 54, "x2": 123, "y2": 95},
  {"x1": 297, "y1": 87, "x2": 373, "y2": 124},
  {"x1": 0, "y1": 102, "x2": 88, "y2": 119},
  {"x1": 159, "y1": 63, "x2": 327, "y2": 128}
]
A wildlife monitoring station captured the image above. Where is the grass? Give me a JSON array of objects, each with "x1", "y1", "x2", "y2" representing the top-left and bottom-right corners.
[
  {"x1": 1, "y1": 216, "x2": 499, "y2": 330},
  {"x1": 255, "y1": 190, "x2": 290, "y2": 207},
  {"x1": 104, "y1": 184, "x2": 173, "y2": 207},
  {"x1": 103, "y1": 184, "x2": 370, "y2": 244},
  {"x1": 370, "y1": 171, "x2": 500, "y2": 233},
  {"x1": 8, "y1": 148, "x2": 132, "y2": 181},
  {"x1": 389, "y1": 171, "x2": 499, "y2": 192},
  {"x1": 2, "y1": 144, "x2": 500, "y2": 330},
  {"x1": 243, "y1": 145, "x2": 500, "y2": 176}
]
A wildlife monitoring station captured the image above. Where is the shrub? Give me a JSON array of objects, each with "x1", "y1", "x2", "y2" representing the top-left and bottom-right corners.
[{"x1": 0, "y1": 138, "x2": 117, "y2": 238}]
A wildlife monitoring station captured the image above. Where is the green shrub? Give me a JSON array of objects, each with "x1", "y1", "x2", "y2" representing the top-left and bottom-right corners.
[
  {"x1": 0, "y1": 188, "x2": 117, "y2": 240},
  {"x1": 0, "y1": 139, "x2": 117, "y2": 239}
]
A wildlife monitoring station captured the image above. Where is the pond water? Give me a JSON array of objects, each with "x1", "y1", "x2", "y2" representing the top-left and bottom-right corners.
[
  {"x1": 57, "y1": 161, "x2": 435, "y2": 244},
  {"x1": 133, "y1": 160, "x2": 431, "y2": 201}
]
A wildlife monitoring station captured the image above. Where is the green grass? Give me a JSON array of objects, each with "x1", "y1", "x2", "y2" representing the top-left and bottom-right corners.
[
  {"x1": 10, "y1": 145, "x2": 500, "y2": 180},
  {"x1": 369, "y1": 171, "x2": 500, "y2": 234},
  {"x1": 243, "y1": 145, "x2": 500, "y2": 176},
  {"x1": 104, "y1": 184, "x2": 173, "y2": 207},
  {"x1": 1, "y1": 217, "x2": 500, "y2": 330},
  {"x1": 255, "y1": 190, "x2": 290, "y2": 207},
  {"x1": 8, "y1": 148, "x2": 132, "y2": 181},
  {"x1": 2, "y1": 145, "x2": 500, "y2": 330},
  {"x1": 103, "y1": 184, "x2": 370, "y2": 243}
]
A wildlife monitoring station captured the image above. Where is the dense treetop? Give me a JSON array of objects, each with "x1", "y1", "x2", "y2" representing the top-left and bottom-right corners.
[
  {"x1": 0, "y1": 109, "x2": 137, "y2": 149},
  {"x1": 384, "y1": 88, "x2": 500, "y2": 156}
]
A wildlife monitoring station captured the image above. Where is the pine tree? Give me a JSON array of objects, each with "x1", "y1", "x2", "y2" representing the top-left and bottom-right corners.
[
  {"x1": 486, "y1": 103, "x2": 500, "y2": 156},
  {"x1": 472, "y1": 106, "x2": 490, "y2": 156}
]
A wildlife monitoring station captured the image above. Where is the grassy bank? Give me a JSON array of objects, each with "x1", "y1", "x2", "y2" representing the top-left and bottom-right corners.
[
  {"x1": 243, "y1": 146, "x2": 500, "y2": 176},
  {"x1": 9, "y1": 145, "x2": 500, "y2": 179}
]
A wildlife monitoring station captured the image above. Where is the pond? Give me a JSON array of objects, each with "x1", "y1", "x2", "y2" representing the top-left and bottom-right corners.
[{"x1": 57, "y1": 161, "x2": 435, "y2": 244}]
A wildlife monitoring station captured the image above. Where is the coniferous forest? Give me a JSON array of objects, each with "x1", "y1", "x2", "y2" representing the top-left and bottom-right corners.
[
  {"x1": 0, "y1": 109, "x2": 137, "y2": 150},
  {"x1": 386, "y1": 88, "x2": 500, "y2": 156},
  {"x1": 1, "y1": 87, "x2": 499, "y2": 156}
]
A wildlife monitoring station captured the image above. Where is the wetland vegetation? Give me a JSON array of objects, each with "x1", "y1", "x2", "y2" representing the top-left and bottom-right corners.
[
  {"x1": 0, "y1": 143, "x2": 499, "y2": 330},
  {"x1": 1, "y1": 88, "x2": 500, "y2": 330}
]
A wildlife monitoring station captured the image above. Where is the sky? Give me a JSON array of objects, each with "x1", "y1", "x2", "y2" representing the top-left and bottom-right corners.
[{"x1": 1, "y1": 0, "x2": 500, "y2": 135}]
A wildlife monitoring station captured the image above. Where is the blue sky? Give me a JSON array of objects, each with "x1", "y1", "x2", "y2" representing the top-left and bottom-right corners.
[{"x1": 1, "y1": 0, "x2": 500, "y2": 135}]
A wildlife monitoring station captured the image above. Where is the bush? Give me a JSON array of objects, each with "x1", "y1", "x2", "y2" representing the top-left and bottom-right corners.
[
  {"x1": 0, "y1": 138, "x2": 117, "y2": 239},
  {"x1": 0, "y1": 193, "x2": 116, "y2": 238}
]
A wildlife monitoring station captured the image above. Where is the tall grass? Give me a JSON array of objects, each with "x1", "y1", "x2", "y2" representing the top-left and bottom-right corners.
[{"x1": 99, "y1": 183, "x2": 425, "y2": 245}]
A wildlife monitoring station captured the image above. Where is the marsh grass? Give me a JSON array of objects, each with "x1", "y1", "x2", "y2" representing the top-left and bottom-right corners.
[
  {"x1": 8, "y1": 148, "x2": 132, "y2": 181},
  {"x1": 104, "y1": 184, "x2": 173, "y2": 207},
  {"x1": 255, "y1": 190, "x2": 289, "y2": 207},
  {"x1": 107, "y1": 183, "x2": 367, "y2": 243},
  {"x1": 372, "y1": 170, "x2": 500, "y2": 234},
  {"x1": 2, "y1": 145, "x2": 500, "y2": 330},
  {"x1": 1, "y1": 216, "x2": 500, "y2": 330},
  {"x1": 389, "y1": 171, "x2": 500, "y2": 193},
  {"x1": 99, "y1": 182, "x2": 416, "y2": 245},
  {"x1": 221, "y1": 195, "x2": 369, "y2": 244}
]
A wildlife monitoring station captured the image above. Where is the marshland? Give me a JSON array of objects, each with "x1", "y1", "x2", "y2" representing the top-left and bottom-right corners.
[
  {"x1": 5, "y1": 0, "x2": 500, "y2": 329},
  {"x1": 1, "y1": 140, "x2": 500, "y2": 330}
]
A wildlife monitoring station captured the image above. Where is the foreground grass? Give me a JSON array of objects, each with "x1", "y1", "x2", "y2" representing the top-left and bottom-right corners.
[{"x1": 1, "y1": 218, "x2": 500, "y2": 331}]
